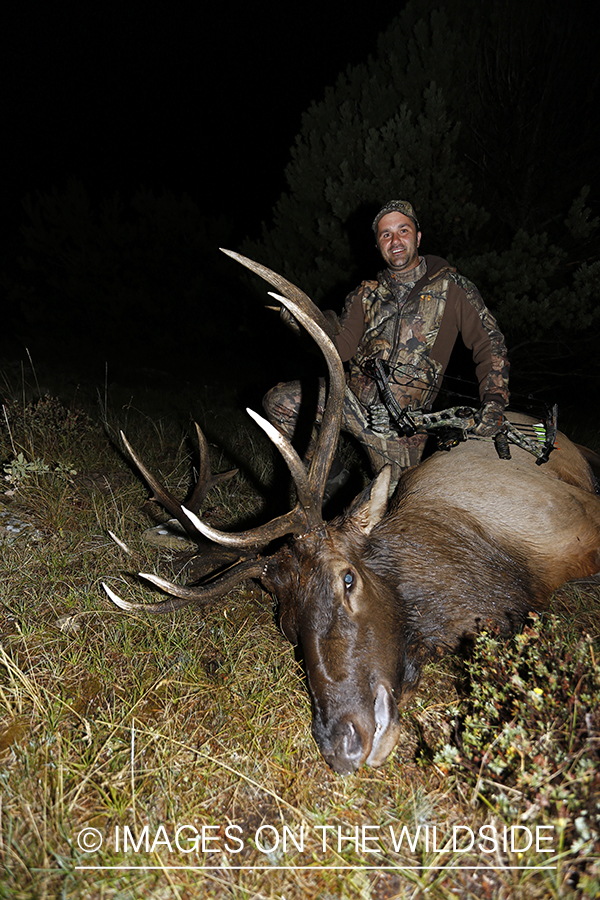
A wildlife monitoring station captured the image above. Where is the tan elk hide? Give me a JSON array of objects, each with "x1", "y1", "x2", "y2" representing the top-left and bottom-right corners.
[{"x1": 104, "y1": 251, "x2": 600, "y2": 775}]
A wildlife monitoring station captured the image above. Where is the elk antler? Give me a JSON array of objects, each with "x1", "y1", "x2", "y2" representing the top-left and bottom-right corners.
[
  {"x1": 219, "y1": 249, "x2": 345, "y2": 515},
  {"x1": 119, "y1": 423, "x2": 238, "y2": 538},
  {"x1": 102, "y1": 555, "x2": 266, "y2": 614},
  {"x1": 104, "y1": 251, "x2": 345, "y2": 612}
]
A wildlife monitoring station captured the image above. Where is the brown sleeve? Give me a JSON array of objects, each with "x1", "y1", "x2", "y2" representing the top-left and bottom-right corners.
[
  {"x1": 431, "y1": 278, "x2": 510, "y2": 407},
  {"x1": 331, "y1": 282, "x2": 373, "y2": 362}
]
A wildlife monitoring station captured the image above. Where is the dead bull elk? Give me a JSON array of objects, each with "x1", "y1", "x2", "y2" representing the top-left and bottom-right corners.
[{"x1": 104, "y1": 250, "x2": 600, "y2": 775}]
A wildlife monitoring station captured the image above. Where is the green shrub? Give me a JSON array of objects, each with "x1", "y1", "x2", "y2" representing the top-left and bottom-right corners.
[{"x1": 435, "y1": 613, "x2": 600, "y2": 889}]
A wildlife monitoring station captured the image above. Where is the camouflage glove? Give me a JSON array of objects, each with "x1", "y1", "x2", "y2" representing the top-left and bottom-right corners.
[
  {"x1": 472, "y1": 400, "x2": 506, "y2": 437},
  {"x1": 279, "y1": 306, "x2": 341, "y2": 341},
  {"x1": 279, "y1": 306, "x2": 301, "y2": 335}
]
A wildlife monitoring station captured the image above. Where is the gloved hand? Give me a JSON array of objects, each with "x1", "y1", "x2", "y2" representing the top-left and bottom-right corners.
[
  {"x1": 279, "y1": 306, "x2": 301, "y2": 335},
  {"x1": 472, "y1": 400, "x2": 506, "y2": 437}
]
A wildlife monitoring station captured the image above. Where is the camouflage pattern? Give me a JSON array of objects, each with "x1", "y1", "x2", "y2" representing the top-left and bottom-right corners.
[
  {"x1": 341, "y1": 385, "x2": 428, "y2": 485},
  {"x1": 262, "y1": 379, "x2": 428, "y2": 490},
  {"x1": 263, "y1": 252, "x2": 509, "y2": 489},
  {"x1": 372, "y1": 200, "x2": 420, "y2": 233},
  {"x1": 471, "y1": 399, "x2": 506, "y2": 437},
  {"x1": 342, "y1": 262, "x2": 510, "y2": 412},
  {"x1": 262, "y1": 380, "x2": 310, "y2": 443},
  {"x1": 345, "y1": 260, "x2": 446, "y2": 411}
]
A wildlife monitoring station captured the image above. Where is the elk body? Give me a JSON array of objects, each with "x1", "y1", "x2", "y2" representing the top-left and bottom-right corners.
[{"x1": 106, "y1": 251, "x2": 600, "y2": 775}]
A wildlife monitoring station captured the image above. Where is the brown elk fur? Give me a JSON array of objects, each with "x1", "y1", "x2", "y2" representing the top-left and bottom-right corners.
[
  {"x1": 108, "y1": 252, "x2": 600, "y2": 775},
  {"x1": 262, "y1": 416, "x2": 600, "y2": 773}
]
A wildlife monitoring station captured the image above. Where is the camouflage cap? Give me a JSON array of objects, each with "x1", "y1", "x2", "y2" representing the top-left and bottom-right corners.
[{"x1": 372, "y1": 200, "x2": 420, "y2": 233}]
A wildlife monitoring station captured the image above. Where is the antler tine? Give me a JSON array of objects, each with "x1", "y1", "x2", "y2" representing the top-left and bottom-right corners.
[
  {"x1": 120, "y1": 431, "x2": 197, "y2": 535},
  {"x1": 120, "y1": 427, "x2": 236, "y2": 533},
  {"x1": 176, "y1": 406, "x2": 316, "y2": 548},
  {"x1": 102, "y1": 554, "x2": 266, "y2": 614},
  {"x1": 183, "y1": 286, "x2": 344, "y2": 546},
  {"x1": 245, "y1": 408, "x2": 313, "y2": 511},
  {"x1": 121, "y1": 417, "x2": 310, "y2": 552},
  {"x1": 220, "y1": 249, "x2": 333, "y2": 336},
  {"x1": 266, "y1": 291, "x2": 345, "y2": 515},
  {"x1": 186, "y1": 423, "x2": 238, "y2": 514},
  {"x1": 179, "y1": 502, "x2": 308, "y2": 548}
]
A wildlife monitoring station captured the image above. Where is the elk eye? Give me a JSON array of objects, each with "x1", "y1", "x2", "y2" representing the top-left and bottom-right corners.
[{"x1": 343, "y1": 571, "x2": 355, "y2": 591}]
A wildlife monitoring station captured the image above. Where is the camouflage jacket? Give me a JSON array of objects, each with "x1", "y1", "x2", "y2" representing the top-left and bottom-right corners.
[{"x1": 333, "y1": 255, "x2": 509, "y2": 411}]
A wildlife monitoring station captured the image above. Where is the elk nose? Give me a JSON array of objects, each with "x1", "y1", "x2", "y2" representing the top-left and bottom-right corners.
[{"x1": 329, "y1": 719, "x2": 364, "y2": 773}]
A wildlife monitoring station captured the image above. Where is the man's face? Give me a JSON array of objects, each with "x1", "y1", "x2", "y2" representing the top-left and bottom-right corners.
[{"x1": 376, "y1": 212, "x2": 421, "y2": 273}]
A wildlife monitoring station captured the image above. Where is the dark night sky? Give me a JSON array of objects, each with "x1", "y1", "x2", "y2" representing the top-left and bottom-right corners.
[
  {"x1": 6, "y1": 1, "x2": 598, "y2": 398},
  {"x1": 5, "y1": 4, "x2": 399, "y2": 237}
]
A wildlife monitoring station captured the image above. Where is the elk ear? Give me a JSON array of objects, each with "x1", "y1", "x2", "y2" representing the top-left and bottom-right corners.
[{"x1": 346, "y1": 466, "x2": 391, "y2": 535}]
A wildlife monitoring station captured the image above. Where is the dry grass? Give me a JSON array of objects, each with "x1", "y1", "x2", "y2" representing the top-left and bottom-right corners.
[{"x1": 0, "y1": 370, "x2": 598, "y2": 899}]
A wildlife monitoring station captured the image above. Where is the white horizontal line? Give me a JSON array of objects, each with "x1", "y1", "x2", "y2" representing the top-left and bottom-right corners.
[{"x1": 75, "y1": 865, "x2": 557, "y2": 871}]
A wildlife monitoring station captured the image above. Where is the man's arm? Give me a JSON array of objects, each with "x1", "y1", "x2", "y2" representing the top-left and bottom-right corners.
[
  {"x1": 451, "y1": 275, "x2": 510, "y2": 409},
  {"x1": 332, "y1": 282, "x2": 374, "y2": 362}
]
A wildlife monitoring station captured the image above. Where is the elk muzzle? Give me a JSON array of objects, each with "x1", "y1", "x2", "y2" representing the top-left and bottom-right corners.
[{"x1": 310, "y1": 681, "x2": 402, "y2": 774}]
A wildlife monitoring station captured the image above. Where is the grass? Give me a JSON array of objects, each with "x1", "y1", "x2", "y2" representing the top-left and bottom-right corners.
[{"x1": 0, "y1": 366, "x2": 598, "y2": 899}]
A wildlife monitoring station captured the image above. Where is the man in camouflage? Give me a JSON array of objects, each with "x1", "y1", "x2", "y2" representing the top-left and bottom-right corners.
[{"x1": 263, "y1": 200, "x2": 510, "y2": 493}]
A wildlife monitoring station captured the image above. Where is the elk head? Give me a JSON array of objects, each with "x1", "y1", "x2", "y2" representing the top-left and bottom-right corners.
[
  {"x1": 104, "y1": 250, "x2": 403, "y2": 773},
  {"x1": 260, "y1": 467, "x2": 407, "y2": 773}
]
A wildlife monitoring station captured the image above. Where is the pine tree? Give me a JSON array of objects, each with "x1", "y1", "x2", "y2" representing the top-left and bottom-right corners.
[
  {"x1": 243, "y1": 0, "x2": 482, "y2": 301},
  {"x1": 243, "y1": 0, "x2": 600, "y2": 375}
]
